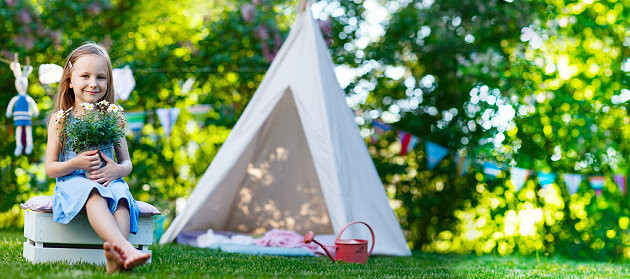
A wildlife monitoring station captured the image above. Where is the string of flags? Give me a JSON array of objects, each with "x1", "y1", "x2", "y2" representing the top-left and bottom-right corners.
[
  {"x1": 35, "y1": 63, "x2": 216, "y2": 137},
  {"x1": 370, "y1": 119, "x2": 629, "y2": 196},
  {"x1": 156, "y1": 108, "x2": 180, "y2": 137},
  {"x1": 124, "y1": 105, "x2": 211, "y2": 135},
  {"x1": 39, "y1": 64, "x2": 136, "y2": 101}
]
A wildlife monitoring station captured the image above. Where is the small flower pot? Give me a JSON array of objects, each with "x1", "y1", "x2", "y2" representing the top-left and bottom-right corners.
[{"x1": 82, "y1": 144, "x2": 114, "y2": 178}]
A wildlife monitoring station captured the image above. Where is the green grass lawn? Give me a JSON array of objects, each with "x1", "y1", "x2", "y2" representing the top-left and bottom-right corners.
[{"x1": 2, "y1": 228, "x2": 629, "y2": 278}]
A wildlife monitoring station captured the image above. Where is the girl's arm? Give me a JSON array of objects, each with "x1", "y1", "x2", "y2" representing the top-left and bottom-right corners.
[
  {"x1": 114, "y1": 137, "x2": 132, "y2": 177},
  {"x1": 45, "y1": 115, "x2": 101, "y2": 178}
]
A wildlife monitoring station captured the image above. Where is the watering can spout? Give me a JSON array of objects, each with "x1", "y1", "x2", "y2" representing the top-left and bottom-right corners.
[{"x1": 304, "y1": 231, "x2": 336, "y2": 262}]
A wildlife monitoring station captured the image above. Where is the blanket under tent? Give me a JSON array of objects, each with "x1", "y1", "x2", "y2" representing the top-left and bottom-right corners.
[{"x1": 176, "y1": 230, "x2": 337, "y2": 257}]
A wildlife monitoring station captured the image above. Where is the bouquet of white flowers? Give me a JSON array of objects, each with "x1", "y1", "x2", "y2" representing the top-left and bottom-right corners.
[{"x1": 56, "y1": 100, "x2": 126, "y2": 154}]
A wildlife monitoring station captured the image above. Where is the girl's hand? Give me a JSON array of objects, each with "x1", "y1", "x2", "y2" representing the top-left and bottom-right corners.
[
  {"x1": 74, "y1": 150, "x2": 101, "y2": 172},
  {"x1": 88, "y1": 153, "x2": 121, "y2": 186}
]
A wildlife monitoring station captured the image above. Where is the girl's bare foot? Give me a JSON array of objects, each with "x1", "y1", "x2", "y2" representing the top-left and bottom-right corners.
[
  {"x1": 103, "y1": 242, "x2": 124, "y2": 274},
  {"x1": 112, "y1": 242, "x2": 151, "y2": 270}
]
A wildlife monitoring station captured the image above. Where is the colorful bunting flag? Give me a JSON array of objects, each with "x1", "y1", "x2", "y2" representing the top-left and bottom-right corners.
[
  {"x1": 188, "y1": 104, "x2": 211, "y2": 115},
  {"x1": 482, "y1": 161, "x2": 501, "y2": 177},
  {"x1": 614, "y1": 175, "x2": 627, "y2": 195},
  {"x1": 398, "y1": 131, "x2": 419, "y2": 156},
  {"x1": 424, "y1": 141, "x2": 448, "y2": 169},
  {"x1": 156, "y1": 107, "x2": 180, "y2": 137},
  {"x1": 125, "y1": 111, "x2": 147, "y2": 134},
  {"x1": 112, "y1": 65, "x2": 135, "y2": 101},
  {"x1": 537, "y1": 172, "x2": 556, "y2": 189},
  {"x1": 372, "y1": 119, "x2": 392, "y2": 135},
  {"x1": 510, "y1": 167, "x2": 530, "y2": 192},
  {"x1": 589, "y1": 176, "x2": 606, "y2": 196},
  {"x1": 38, "y1": 64, "x2": 63, "y2": 84},
  {"x1": 454, "y1": 152, "x2": 471, "y2": 176},
  {"x1": 181, "y1": 77, "x2": 195, "y2": 94},
  {"x1": 562, "y1": 173, "x2": 582, "y2": 194},
  {"x1": 188, "y1": 104, "x2": 212, "y2": 128}
]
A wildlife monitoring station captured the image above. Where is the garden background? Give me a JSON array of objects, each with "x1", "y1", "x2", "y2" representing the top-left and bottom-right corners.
[{"x1": 1, "y1": 0, "x2": 629, "y2": 261}]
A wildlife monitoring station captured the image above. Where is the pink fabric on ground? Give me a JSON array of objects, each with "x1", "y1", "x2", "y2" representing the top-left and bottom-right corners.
[{"x1": 254, "y1": 229, "x2": 321, "y2": 253}]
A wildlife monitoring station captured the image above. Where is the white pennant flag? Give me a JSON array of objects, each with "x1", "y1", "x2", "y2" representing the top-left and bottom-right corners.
[
  {"x1": 112, "y1": 66, "x2": 136, "y2": 101},
  {"x1": 156, "y1": 107, "x2": 180, "y2": 137},
  {"x1": 510, "y1": 167, "x2": 530, "y2": 192},
  {"x1": 562, "y1": 173, "x2": 582, "y2": 194},
  {"x1": 38, "y1": 64, "x2": 63, "y2": 84}
]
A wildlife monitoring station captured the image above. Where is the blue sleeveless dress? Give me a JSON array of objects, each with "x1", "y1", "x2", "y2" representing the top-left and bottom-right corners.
[{"x1": 51, "y1": 116, "x2": 139, "y2": 234}]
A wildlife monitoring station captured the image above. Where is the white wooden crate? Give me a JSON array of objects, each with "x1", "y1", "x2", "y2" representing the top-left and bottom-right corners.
[{"x1": 23, "y1": 210, "x2": 154, "y2": 265}]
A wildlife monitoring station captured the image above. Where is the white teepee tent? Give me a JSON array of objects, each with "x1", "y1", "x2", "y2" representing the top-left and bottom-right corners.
[{"x1": 159, "y1": 1, "x2": 411, "y2": 256}]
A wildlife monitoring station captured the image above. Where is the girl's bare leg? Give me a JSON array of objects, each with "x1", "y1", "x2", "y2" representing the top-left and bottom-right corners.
[
  {"x1": 113, "y1": 201, "x2": 130, "y2": 238},
  {"x1": 85, "y1": 190, "x2": 150, "y2": 271}
]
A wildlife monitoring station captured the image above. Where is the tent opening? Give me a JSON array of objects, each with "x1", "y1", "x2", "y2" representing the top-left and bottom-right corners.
[{"x1": 221, "y1": 87, "x2": 334, "y2": 235}]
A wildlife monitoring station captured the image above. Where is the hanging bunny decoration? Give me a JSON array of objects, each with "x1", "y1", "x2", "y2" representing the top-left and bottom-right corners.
[{"x1": 6, "y1": 54, "x2": 39, "y2": 156}]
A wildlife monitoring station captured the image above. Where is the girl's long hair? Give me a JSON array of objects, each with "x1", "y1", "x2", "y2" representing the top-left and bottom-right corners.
[{"x1": 53, "y1": 42, "x2": 115, "y2": 113}]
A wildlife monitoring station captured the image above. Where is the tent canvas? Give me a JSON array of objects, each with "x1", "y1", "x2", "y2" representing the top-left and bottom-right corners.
[{"x1": 159, "y1": 3, "x2": 411, "y2": 256}]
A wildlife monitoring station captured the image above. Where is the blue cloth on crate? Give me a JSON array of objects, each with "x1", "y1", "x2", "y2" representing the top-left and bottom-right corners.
[
  {"x1": 51, "y1": 114, "x2": 139, "y2": 234},
  {"x1": 13, "y1": 95, "x2": 32, "y2": 126}
]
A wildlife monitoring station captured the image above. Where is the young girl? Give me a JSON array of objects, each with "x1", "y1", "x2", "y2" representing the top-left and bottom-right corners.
[{"x1": 45, "y1": 43, "x2": 150, "y2": 273}]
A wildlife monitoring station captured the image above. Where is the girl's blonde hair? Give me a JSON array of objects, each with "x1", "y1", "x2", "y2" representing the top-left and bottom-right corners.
[{"x1": 53, "y1": 42, "x2": 115, "y2": 112}]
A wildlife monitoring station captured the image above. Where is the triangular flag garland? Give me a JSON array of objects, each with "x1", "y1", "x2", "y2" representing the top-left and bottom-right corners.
[
  {"x1": 363, "y1": 117, "x2": 629, "y2": 197},
  {"x1": 112, "y1": 65, "x2": 136, "y2": 101},
  {"x1": 25, "y1": 62, "x2": 630, "y2": 198},
  {"x1": 510, "y1": 167, "x2": 530, "y2": 192},
  {"x1": 156, "y1": 108, "x2": 180, "y2": 137},
  {"x1": 425, "y1": 141, "x2": 449, "y2": 170},
  {"x1": 589, "y1": 176, "x2": 606, "y2": 196},
  {"x1": 125, "y1": 111, "x2": 147, "y2": 133},
  {"x1": 398, "y1": 130, "x2": 419, "y2": 156},
  {"x1": 454, "y1": 153, "x2": 471, "y2": 176},
  {"x1": 371, "y1": 119, "x2": 392, "y2": 135},
  {"x1": 483, "y1": 161, "x2": 502, "y2": 177},
  {"x1": 537, "y1": 172, "x2": 556, "y2": 189},
  {"x1": 188, "y1": 104, "x2": 212, "y2": 115},
  {"x1": 562, "y1": 173, "x2": 582, "y2": 194},
  {"x1": 38, "y1": 64, "x2": 63, "y2": 84},
  {"x1": 370, "y1": 119, "x2": 393, "y2": 144},
  {"x1": 188, "y1": 104, "x2": 212, "y2": 128},
  {"x1": 614, "y1": 175, "x2": 627, "y2": 195}
]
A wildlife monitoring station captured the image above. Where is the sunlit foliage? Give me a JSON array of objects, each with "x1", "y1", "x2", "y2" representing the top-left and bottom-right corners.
[{"x1": 327, "y1": 0, "x2": 628, "y2": 259}]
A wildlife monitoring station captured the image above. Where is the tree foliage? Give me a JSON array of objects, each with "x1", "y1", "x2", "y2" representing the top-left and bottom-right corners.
[{"x1": 329, "y1": 0, "x2": 629, "y2": 259}]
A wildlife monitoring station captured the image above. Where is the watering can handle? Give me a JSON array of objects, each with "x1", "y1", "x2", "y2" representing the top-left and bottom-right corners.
[{"x1": 336, "y1": 221, "x2": 375, "y2": 257}]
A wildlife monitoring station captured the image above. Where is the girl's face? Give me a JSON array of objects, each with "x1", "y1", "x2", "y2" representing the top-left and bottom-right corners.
[{"x1": 69, "y1": 54, "x2": 108, "y2": 106}]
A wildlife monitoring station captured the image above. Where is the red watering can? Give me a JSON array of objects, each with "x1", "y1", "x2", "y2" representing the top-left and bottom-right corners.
[{"x1": 304, "y1": 221, "x2": 375, "y2": 264}]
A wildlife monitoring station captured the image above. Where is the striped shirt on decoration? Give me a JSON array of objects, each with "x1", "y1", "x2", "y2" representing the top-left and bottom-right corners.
[
  {"x1": 589, "y1": 176, "x2": 606, "y2": 196},
  {"x1": 614, "y1": 175, "x2": 627, "y2": 195}
]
